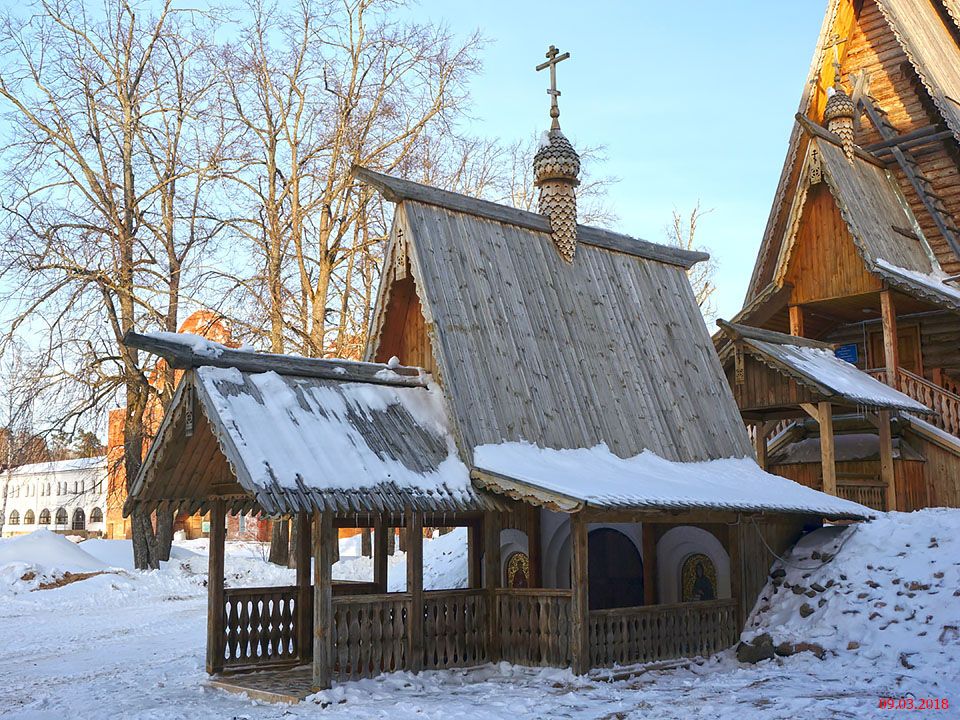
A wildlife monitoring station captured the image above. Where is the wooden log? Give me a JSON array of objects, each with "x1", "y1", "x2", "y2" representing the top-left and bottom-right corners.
[
  {"x1": 312, "y1": 511, "x2": 334, "y2": 690},
  {"x1": 880, "y1": 290, "x2": 899, "y2": 384},
  {"x1": 467, "y1": 521, "x2": 482, "y2": 589},
  {"x1": 295, "y1": 512, "x2": 312, "y2": 660},
  {"x1": 819, "y1": 401, "x2": 838, "y2": 497},
  {"x1": 878, "y1": 409, "x2": 898, "y2": 511},
  {"x1": 205, "y1": 499, "x2": 226, "y2": 675},
  {"x1": 642, "y1": 522, "x2": 657, "y2": 606},
  {"x1": 484, "y1": 512, "x2": 502, "y2": 662},
  {"x1": 570, "y1": 512, "x2": 590, "y2": 675},
  {"x1": 374, "y1": 517, "x2": 388, "y2": 593},
  {"x1": 406, "y1": 510, "x2": 424, "y2": 672}
]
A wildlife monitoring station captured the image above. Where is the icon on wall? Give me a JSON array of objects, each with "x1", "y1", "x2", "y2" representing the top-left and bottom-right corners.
[{"x1": 681, "y1": 553, "x2": 717, "y2": 602}]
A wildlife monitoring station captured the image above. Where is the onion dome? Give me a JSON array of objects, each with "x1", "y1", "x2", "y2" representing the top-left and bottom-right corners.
[
  {"x1": 534, "y1": 128, "x2": 581, "y2": 263},
  {"x1": 533, "y1": 128, "x2": 581, "y2": 186},
  {"x1": 824, "y1": 85, "x2": 856, "y2": 162}
]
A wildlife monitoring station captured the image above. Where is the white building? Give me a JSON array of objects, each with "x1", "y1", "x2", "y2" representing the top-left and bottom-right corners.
[{"x1": 0, "y1": 457, "x2": 107, "y2": 538}]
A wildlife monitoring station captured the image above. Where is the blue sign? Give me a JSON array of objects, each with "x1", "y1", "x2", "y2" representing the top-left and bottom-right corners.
[{"x1": 835, "y1": 343, "x2": 859, "y2": 365}]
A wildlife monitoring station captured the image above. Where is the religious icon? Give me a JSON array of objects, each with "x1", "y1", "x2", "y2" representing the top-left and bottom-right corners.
[
  {"x1": 681, "y1": 553, "x2": 717, "y2": 602},
  {"x1": 505, "y1": 551, "x2": 530, "y2": 588}
]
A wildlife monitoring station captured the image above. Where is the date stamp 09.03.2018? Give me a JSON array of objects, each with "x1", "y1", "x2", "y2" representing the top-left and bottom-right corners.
[{"x1": 877, "y1": 698, "x2": 949, "y2": 711}]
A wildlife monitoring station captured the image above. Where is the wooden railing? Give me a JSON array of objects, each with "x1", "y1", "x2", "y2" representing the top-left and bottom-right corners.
[
  {"x1": 837, "y1": 481, "x2": 886, "y2": 510},
  {"x1": 331, "y1": 593, "x2": 409, "y2": 682},
  {"x1": 869, "y1": 367, "x2": 960, "y2": 437},
  {"x1": 496, "y1": 588, "x2": 573, "y2": 667},
  {"x1": 223, "y1": 585, "x2": 301, "y2": 671},
  {"x1": 422, "y1": 589, "x2": 488, "y2": 669},
  {"x1": 588, "y1": 599, "x2": 739, "y2": 668}
]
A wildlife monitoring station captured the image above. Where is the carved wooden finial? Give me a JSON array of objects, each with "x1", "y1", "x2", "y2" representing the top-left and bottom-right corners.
[{"x1": 536, "y1": 45, "x2": 570, "y2": 130}]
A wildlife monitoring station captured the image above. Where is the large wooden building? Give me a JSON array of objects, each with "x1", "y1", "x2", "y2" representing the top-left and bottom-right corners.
[
  {"x1": 124, "y1": 48, "x2": 869, "y2": 697},
  {"x1": 718, "y1": 0, "x2": 960, "y2": 512}
]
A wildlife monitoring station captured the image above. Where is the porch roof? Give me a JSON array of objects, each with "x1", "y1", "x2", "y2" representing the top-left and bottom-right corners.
[
  {"x1": 471, "y1": 441, "x2": 872, "y2": 519},
  {"x1": 717, "y1": 321, "x2": 931, "y2": 414}
]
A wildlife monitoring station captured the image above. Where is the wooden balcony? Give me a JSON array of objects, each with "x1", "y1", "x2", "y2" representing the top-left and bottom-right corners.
[{"x1": 868, "y1": 367, "x2": 960, "y2": 437}]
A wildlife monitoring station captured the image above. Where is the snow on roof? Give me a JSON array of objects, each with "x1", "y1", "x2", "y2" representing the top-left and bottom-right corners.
[
  {"x1": 145, "y1": 331, "x2": 231, "y2": 359},
  {"x1": 7, "y1": 456, "x2": 106, "y2": 477},
  {"x1": 874, "y1": 258, "x2": 960, "y2": 311},
  {"x1": 472, "y1": 442, "x2": 873, "y2": 519},
  {"x1": 768, "y1": 433, "x2": 924, "y2": 465},
  {"x1": 746, "y1": 339, "x2": 930, "y2": 412},
  {"x1": 193, "y1": 367, "x2": 479, "y2": 514}
]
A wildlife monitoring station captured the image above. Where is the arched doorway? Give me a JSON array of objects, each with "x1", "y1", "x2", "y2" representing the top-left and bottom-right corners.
[{"x1": 588, "y1": 528, "x2": 643, "y2": 610}]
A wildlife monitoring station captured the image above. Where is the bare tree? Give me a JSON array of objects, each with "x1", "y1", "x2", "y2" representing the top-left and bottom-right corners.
[
  {"x1": 0, "y1": 0, "x2": 223, "y2": 568},
  {"x1": 666, "y1": 203, "x2": 717, "y2": 320}
]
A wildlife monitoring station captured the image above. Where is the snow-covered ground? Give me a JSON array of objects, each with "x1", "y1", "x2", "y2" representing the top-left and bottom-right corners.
[{"x1": 1, "y1": 513, "x2": 958, "y2": 719}]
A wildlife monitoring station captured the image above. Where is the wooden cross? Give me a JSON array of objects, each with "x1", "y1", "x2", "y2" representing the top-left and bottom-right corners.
[
  {"x1": 536, "y1": 45, "x2": 570, "y2": 128},
  {"x1": 825, "y1": 32, "x2": 847, "y2": 88}
]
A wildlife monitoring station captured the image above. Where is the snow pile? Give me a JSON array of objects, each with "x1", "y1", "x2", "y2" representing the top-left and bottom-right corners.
[
  {"x1": 473, "y1": 441, "x2": 870, "y2": 517},
  {"x1": 80, "y1": 538, "x2": 202, "y2": 571},
  {"x1": 742, "y1": 508, "x2": 960, "y2": 672},
  {"x1": 0, "y1": 530, "x2": 110, "y2": 593},
  {"x1": 748, "y1": 338, "x2": 929, "y2": 411}
]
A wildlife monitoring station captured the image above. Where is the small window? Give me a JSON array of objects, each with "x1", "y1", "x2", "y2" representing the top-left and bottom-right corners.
[
  {"x1": 24, "y1": 510, "x2": 35, "y2": 524},
  {"x1": 55, "y1": 507, "x2": 68, "y2": 525},
  {"x1": 72, "y1": 508, "x2": 85, "y2": 531},
  {"x1": 38, "y1": 508, "x2": 51, "y2": 525},
  {"x1": 90, "y1": 507, "x2": 103, "y2": 524},
  {"x1": 46, "y1": 483, "x2": 51, "y2": 496},
  {"x1": 9, "y1": 510, "x2": 19, "y2": 525}
]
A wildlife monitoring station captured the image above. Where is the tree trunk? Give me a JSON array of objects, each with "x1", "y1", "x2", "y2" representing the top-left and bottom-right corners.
[{"x1": 269, "y1": 518, "x2": 289, "y2": 566}]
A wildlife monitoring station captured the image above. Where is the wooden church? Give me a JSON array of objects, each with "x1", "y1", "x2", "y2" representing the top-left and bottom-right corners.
[
  {"x1": 717, "y1": 0, "x2": 960, "y2": 514},
  {"x1": 124, "y1": 47, "x2": 869, "y2": 698}
]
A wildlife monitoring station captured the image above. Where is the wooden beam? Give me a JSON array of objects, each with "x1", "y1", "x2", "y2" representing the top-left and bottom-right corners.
[
  {"x1": 880, "y1": 289, "x2": 899, "y2": 385},
  {"x1": 205, "y1": 499, "x2": 226, "y2": 675},
  {"x1": 406, "y1": 510, "x2": 424, "y2": 673},
  {"x1": 789, "y1": 305, "x2": 805, "y2": 337},
  {"x1": 373, "y1": 517, "x2": 388, "y2": 593},
  {"x1": 878, "y1": 409, "x2": 898, "y2": 512},
  {"x1": 753, "y1": 422, "x2": 769, "y2": 470},
  {"x1": 312, "y1": 511, "x2": 334, "y2": 690},
  {"x1": 484, "y1": 512, "x2": 502, "y2": 662},
  {"x1": 819, "y1": 401, "x2": 837, "y2": 497},
  {"x1": 642, "y1": 522, "x2": 657, "y2": 606},
  {"x1": 295, "y1": 512, "x2": 312, "y2": 660},
  {"x1": 528, "y1": 508, "x2": 542, "y2": 587},
  {"x1": 467, "y1": 521, "x2": 482, "y2": 589},
  {"x1": 570, "y1": 512, "x2": 590, "y2": 675},
  {"x1": 729, "y1": 520, "x2": 744, "y2": 630},
  {"x1": 800, "y1": 403, "x2": 821, "y2": 423}
]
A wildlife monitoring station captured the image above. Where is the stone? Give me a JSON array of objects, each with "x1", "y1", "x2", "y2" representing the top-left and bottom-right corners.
[
  {"x1": 847, "y1": 641, "x2": 860, "y2": 651},
  {"x1": 791, "y1": 585, "x2": 806, "y2": 595},
  {"x1": 810, "y1": 551, "x2": 821, "y2": 560},
  {"x1": 810, "y1": 582, "x2": 826, "y2": 593},
  {"x1": 770, "y1": 568, "x2": 786, "y2": 579},
  {"x1": 736, "y1": 634, "x2": 775, "y2": 664},
  {"x1": 805, "y1": 590, "x2": 817, "y2": 598},
  {"x1": 799, "y1": 603, "x2": 815, "y2": 618},
  {"x1": 793, "y1": 642, "x2": 825, "y2": 659},
  {"x1": 818, "y1": 598, "x2": 827, "y2": 608}
]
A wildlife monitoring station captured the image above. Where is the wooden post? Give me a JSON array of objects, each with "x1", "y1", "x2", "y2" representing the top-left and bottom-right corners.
[
  {"x1": 528, "y1": 507, "x2": 542, "y2": 587},
  {"x1": 205, "y1": 499, "x2": 226, "y2": 675},
  {"x1": 753, "y1": 422, "x2": 768, "y2": 470},
  {"x1": 406, "y1": 510, "x2": 424, "y2": 672},
  {"x1": 878, "y1": 409, "x2": 898, "y2": 511},
  {"x1": 819, "y1": 401, "x2": 837, "y2": 496},
  {"x1": 373, "y1": 516, "x2": 388, "y2": 592},
  {"x1": 728, "y1": 520, "x2": 744, "y2": 630},
  {"x1": 295, "y1": 512, "x2": 312, "y2": 660},
  {"x1": 467, "y1": 521, "x2": 483, "y2": 589},
  {"x1": 483, "y1": 512, "x2": 501, "y2": 662},
  {"x1": 642, "y1": 522, "x2": 657, "y2": 606},
  {"x1": 789, "y1": 305, "x2": 805, "y2": 337},
  {"x1": 570, "y1": 512, "x2": 590, "y2": 675},
  {"x1": 312, "y1": 511, "x2": 334, "y2": 690},
  {"x1": 880, "y1": 289, "x2": 899, "y2": 384}
]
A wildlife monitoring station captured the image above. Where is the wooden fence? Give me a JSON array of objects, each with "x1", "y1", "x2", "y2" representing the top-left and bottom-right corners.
[
  {"x1": 496, "y1": 588, "x2": 572, "y2": 667},
  {"x1": 588, "y1": 599, "x2": 739, "y2": 668},
  {"x1": 423, "y1": 589, "x2": 488, "y2": 669},
  {"x1": 837, "y1": 481, "x2": 886, "y2": 510},
  {"x1": 222, "y1": 585, "x2": 301, "y2": 671},
  {"x1": 331, "y1": 593, "x2": 409, "y2": 682},
  {"x1": 870, "y1": 367, "x2": 960, "y2": 437}
]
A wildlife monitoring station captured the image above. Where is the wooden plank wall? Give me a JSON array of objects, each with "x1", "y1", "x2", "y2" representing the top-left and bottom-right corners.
[
  {"x1": 769, "y1": 458, "x2": 929, "y2": 511},
  {"x1": 726, "y1": 354, "x2": 821, "y2": 412},
  {"x1": 739, "y1": 516, "x2": 810, "y2": 622},
  {"x1": 373, "y1": 274, "x2": 437, "y2": 376},
  {"x1": 784, "y1": 184, "x2": 882, "y2": 305},
  {"x1": 904, "y1": 429, "x2": 960, "y2": 506}
]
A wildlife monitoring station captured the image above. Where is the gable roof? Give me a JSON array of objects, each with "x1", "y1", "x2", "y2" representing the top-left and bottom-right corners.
[
  {"x1": 717, "y1": 321, "x2": 931, "y2": 413},
  {"x1": 358, "y1": 169, "x2": 755, "y2": 466},
  {"x1": 746, "y1": 0, "x2": 960, "y2": 306}
]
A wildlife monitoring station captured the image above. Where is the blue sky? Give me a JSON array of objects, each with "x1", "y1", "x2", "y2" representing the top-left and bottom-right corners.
[{"x1": 404, "y1": 1, "x2": 826, "y2": 323}]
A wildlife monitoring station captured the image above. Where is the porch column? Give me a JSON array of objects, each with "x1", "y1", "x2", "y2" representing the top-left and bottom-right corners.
[
  {"x1": 880, "y1": 289, "x2": 899, "y2": 385},
  {"x1": 467, "y1": 521, "x2": 483, "y2": 589},
  {"x1": 570, "y1": 512, "x2": 590, "y2": 675},
  {"x1": 483, "y1": 511, "x2": 501, "y2": 662},
  {"x1": 819, "y1": 402, "x2": 837, "y2": 497},
  {"x1": 528, "y1": 507, "x2": 542, "y2": 587},
  {"x1": 729, "y1": 520, "x2": 744, "y2": 629},
  {"x1": 406, "y1": 510, "x2": 424, "y2": 672},
  {"x1": 789, "y1": 305, "x2": 805, "y2": 337},
  {"x1": 642, "y1": 522, "x2": 657, "y2": 605},
  {"x1": 753, "y1": 422, "x2": 768, "y2": 471},
  {"x1": 294, "y1": 512, "x2": 312, "y2": 659},
  {"x1": 312, "y1": 511, "x2": 334, "y2": 690},
  {"x1": 205, "y1": 499, "x2": 226, "y2": 675},
  {"x1": 373, "y1": 516, "x2": 388, "y2": 592},
  {"x1": 878, "y1": 410, "x2": 898, "y2": 511}
]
